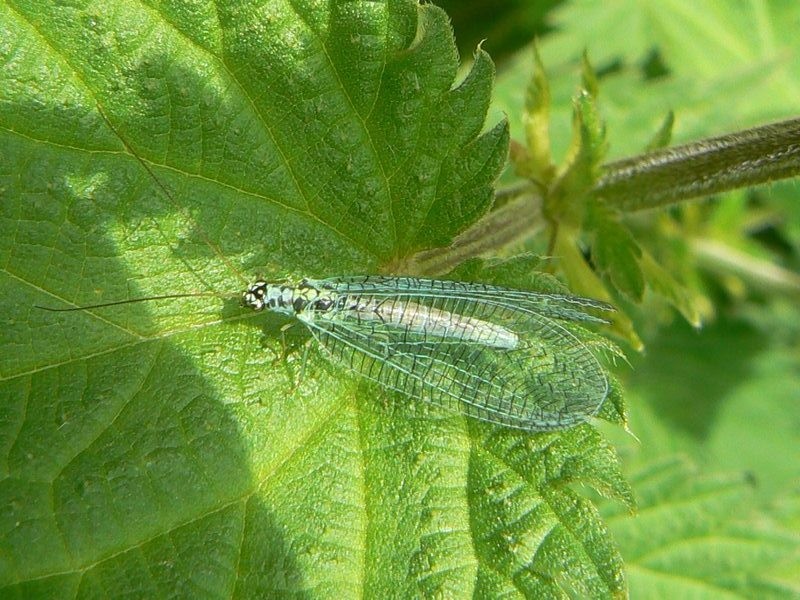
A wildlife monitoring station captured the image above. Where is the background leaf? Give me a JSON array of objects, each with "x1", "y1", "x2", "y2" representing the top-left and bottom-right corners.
[
  {"x1": 605, "y1": 457, "x2": 800, "y2": 599},
  {"x1": 492, "y1": 0, "x2": 800, "y2": 161},
  {"x1": 486, "y1": 1, "x2": 800, "y2": 595},
  {"x1": 588, "y1": 205, "x2": 644, "y2": 302}
]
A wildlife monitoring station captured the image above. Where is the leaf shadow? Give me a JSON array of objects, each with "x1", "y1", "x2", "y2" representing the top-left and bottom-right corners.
[
  {"x1": 1, "y1": 111, "x2": 308, "y2": 596},
  {"x1": 628, "y1": 315, "x2": 767, "y2": 440},
  {"x1": 234, "y1": 498, "x2": 314, "y2": 599}
]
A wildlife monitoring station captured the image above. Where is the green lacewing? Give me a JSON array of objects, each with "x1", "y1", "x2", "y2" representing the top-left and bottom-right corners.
[
  {"x1": 239, "y1": 275, "x2": 613, "y2": 430},
  {"x1": 40, "y1": 108, "x2": 614, "y2": 431}
]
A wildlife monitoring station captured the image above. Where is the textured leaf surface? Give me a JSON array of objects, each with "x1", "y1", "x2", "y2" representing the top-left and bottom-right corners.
[
  {"x1": 605, "y1": 458, "x2": 800, "y2": 599},
  {"x1": 0, "y1": 1, "x2": 630, "y2": 598},
  {"x1": 493, "y1": 0, "x2": 800, "y2": 161}
]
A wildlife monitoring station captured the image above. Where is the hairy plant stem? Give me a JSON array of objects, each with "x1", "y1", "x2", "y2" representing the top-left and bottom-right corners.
[
  {"x1": 596, "y1": 117, "x2": 800, "y2": 211},
  {"x1": 402, "y1": 117, "x2": 800, "y2": 275}
]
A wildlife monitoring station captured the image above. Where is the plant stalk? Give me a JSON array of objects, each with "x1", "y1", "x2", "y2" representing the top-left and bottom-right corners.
[
  {"x1": 595, "y1": 117, "x2": 800, "y2": 211},
  {"x1": 400, "y1": 118, "x2": 800, "y2": 275}
]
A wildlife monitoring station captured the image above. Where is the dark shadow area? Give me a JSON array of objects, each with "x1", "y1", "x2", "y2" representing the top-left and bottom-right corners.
[
  {"x1": 627, "y1": 314, "x2": 767, "y2": 440},
  {"x1": 233, "y1": 499, "x2": 312, "y2": 599},
  {"x1": 1, "y1": 99, "x2": 304, "y2": 596},
  {"x1": 433, "y1": 0, "x2": 560, "y2": 65}
]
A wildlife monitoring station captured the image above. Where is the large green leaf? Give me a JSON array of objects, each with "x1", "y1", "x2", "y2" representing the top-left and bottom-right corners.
[{"x1": 0, "y1": 1, "x2": 631, "y2": 597}]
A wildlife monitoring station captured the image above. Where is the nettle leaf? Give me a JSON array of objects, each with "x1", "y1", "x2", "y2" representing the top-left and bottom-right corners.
[
  {"x1": 0, "y1": 1, "x2": 629, "y2": 598},
  {"x1": 548, "y1": 87, "x2": 607, "y2": 226},
  {"x1": 605, "y1": 458, "x2": 800, "y2": 599},
  {"x1": 540, "y1": 0, "x2": 800, "y2": 158},
  {"x1": 639, "y1": 250, "x2": 702, "y2": 327},
  {"x1": 588, "y1": 204, "x2": 645, "y2": 302}
]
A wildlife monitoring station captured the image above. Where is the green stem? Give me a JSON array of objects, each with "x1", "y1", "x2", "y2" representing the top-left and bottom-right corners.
[
  {"x1": 595, "y1": 117, "x2": 800, "y2": 211},
  {"x1": 399, "y1": 118, "x2": 800, "y2": 276},
  {"x1": 692, "y1": 238, "x2": 800, "y2": 295}
]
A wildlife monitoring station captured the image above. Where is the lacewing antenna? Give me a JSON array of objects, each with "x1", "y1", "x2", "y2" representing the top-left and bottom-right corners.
[{"x1": 35, "y1": 291, "x2": 238, "y2": 312}]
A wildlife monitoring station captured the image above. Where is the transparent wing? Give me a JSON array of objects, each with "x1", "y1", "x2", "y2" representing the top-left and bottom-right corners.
[
  {"x1": 308, "y1": 276, "x2": 614, "y2": 324},
  {"x1": 300, "y1": 302, "x2": 608, "y2": 431}
]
